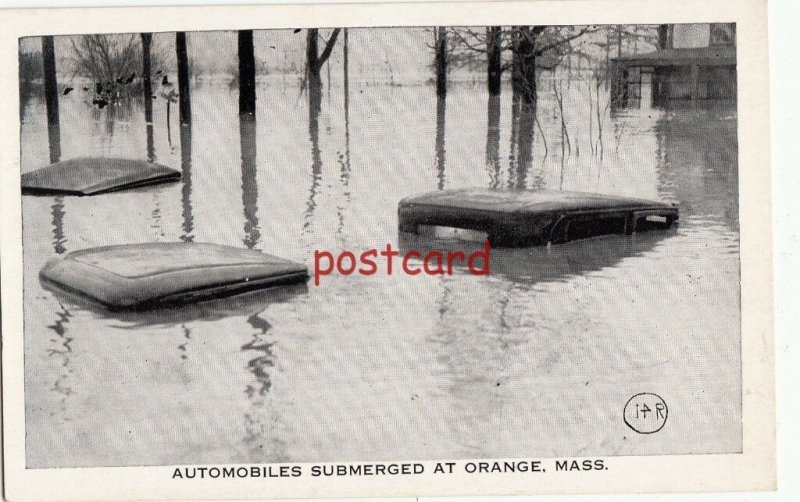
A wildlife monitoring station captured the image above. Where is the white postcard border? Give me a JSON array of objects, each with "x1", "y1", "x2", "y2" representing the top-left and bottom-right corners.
[{"x1": 0, "y1": 1, "x2": 774, "y2": 500}]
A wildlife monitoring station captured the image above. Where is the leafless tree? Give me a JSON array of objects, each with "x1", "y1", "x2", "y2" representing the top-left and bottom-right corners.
[
  {"x1": 306, "y1": 28, "x2": 341, "y2": 112},
  {"x1": 446, "y1": 25, "x2": 596, "y2": 103},
  {"x1": 69, "y1": 34, "x2": 168, "y2": 103},
  {"x1": 69, "y1": 35, "x2": 139, "y2": 85}
]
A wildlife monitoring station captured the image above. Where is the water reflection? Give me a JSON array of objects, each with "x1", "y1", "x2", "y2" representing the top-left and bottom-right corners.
[
  {"x1": 242, "y1": 313, "x2": 274, "y2": 398},
  {"x1": 398, "y1": 230, "x2": 674, "y2": 286},
  {"x1": 653, "y1": 111, "x2": 739, "y2": 230},
  {"x1": 239, "y1": 297, "x2": 298, "y2": 461},
  {"x1": 46, "y1": 301, "x2": 74, "y2": 417},
  {"x1": 177, "y1": 324, "x2": 191, "y2": 360},
  {"x1": 339, "y1": 29, "x2": 352, "y2": 226},
  {"x1": 180, "y1": 124, "x2": 194, "y2": 242},
  {"x1": 240, "y1": 117, "x2": 260, "y2": 249},
  {"x1": 515, "y1": 102, "x2": 536, "y2": 190},
  {"x1": 104, "y1": 104, "x2": 116, "y2": 136},
  {"x1": 142, "y1": 33, "x2": 154, "y2": 124},
  {"x1": 47, "y1": 124, "x2": 61, "y2": 164},
  {"x1": 41, "y1": 282, "x2": 308, "y2": 328},
  {"x1": 435, "y1": 97, "x2": 446, "y2": 190},
  {"x1": 50, "y1": 196, "x2": 67, "y2": 254},
  {"x1": 486, "y1": 95, "x2": 501, "y2": 188},
  {"x1": 507, "y1": 92, "x2": 520, "y2": 189},
  {"x1": 335, "y1": 156, "x2": 352, "y2": 237},
  {"x1": 427, "y1": 272, "x2": 518, "y2": 459},
  {"x1": 150, "y1": 193, "x2": 163, "y2": 238},
  {"x1": 304, "y1": 102, "x2": 322, "y2": 232},
  {"x1": 146, "y1": 123, "x2": 156, "y2": 163}
]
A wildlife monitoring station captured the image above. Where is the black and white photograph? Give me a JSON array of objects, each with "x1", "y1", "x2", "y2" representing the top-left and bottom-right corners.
[{"x1": 0, "y1": 1, "x2": 776, "y2": 500}]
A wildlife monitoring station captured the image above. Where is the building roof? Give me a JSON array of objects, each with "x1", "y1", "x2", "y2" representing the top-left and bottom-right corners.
[{"x1": 611, "y1": 46, "x2": 736, "y2": 68}]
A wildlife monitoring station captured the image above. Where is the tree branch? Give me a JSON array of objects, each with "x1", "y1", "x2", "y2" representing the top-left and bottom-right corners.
[
  {"x1": 317, "y1": 28, "x2": 341, "y2": 67},
  {"x1": 534, "y1": 26, "x2": 595, "y2": 56}
]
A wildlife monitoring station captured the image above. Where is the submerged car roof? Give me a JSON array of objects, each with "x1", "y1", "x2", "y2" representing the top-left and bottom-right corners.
[
  {"x1": 399, "y1": 188, "x2": 676, "y2": 214},
  {"x1": 40, "y1": 242, "x2": 308, "y2": 310},
  {"x1": 22, "y1": 157, "x2": 181, "y2": 195}
]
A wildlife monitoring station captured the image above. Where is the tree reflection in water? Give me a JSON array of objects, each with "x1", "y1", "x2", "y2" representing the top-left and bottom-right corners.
[
  {"x1": 48, "y1": 119, "x2": 66, "y2": 255},
  {"x1": 50, "y1": 197, "x2": 66, "y2": 255},
  {"x1": 45, "y1": 302, "x2": 74, "y2": 423},
  {"x1": 240, "y1": 117, "x2": 260, "y2": 249},
  {"x1": 180, "y1": 123, "x2": 194, "y2": 242},
  {"x1": 146, "y1": 123, "x2": 156, "y2": 163},
  {"x1": 435, "y1": 97, "x2": 446, "y2": 190},
  {"x1": 242, "y1": 313, "x2": 275, "y2": 398},
  {"x1": 336, "y1": 30, "x2": 352, "y2": 238},
  {"x1": 240, "y1": 310, "x2": 284, "y2": 460},
  {"x1": 303, "y1": 99, "x2": 322, "y2": 232},
  {"x1": 515, "y1": 102, "x2": 535, "y2": 190},
  {"x1": 486, "y1": 95, "x2": 501, "y2": 188}
]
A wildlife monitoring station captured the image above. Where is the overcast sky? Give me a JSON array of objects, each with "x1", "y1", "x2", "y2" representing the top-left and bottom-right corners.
[{"x1": 18, "y1": 25, "x2": 679, "y2": 79}]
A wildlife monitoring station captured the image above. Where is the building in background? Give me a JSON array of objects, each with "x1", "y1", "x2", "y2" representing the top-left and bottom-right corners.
[{"x1": 611, "y1": 23, "x2": 737, "y2": 109}]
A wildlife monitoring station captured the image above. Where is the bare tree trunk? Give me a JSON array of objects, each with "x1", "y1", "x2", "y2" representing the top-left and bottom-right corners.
[
  {"x1": 435, "y1": 27, "x2": 447, "y2": 98},
  {"x1": 238, "y1": 30, "x2": 257, "y2": 117},
  {"x1": 306, "y1": 28, "x2": 341, "y2": 114},
  {"x1": 486, "y1": 26, "x2": 502, "y2": 96},
  {"x1": 176, "y1": 32, "x2": 191, "y2": 125},
  {"x1": 307, "y1": 29, "x2": 322, "y2": 115},
  {"x1": 514, "y1": 27, "x2": 539, "y2": 106},
  {"x1": 343, "y1": 28, "x2": 349, "y2": 110},
  {"x1": 343, "y1": 28, "x2": 350, "y2": 165},
  {"x1": 604, "y1": 27, "x2": 611, "y2": 87},
  {"x1": 141, "y1": 33, "x2": 153, "y2": 124},
  {"x1": 42, "y1": 35, "x2": 61, "y2": 163},
  {"x1": 42, "y1": 36, "x2": 58, "y2": 125},
  {"x1": 511, "y1": 29, "x2": 522, "y2": 105}
]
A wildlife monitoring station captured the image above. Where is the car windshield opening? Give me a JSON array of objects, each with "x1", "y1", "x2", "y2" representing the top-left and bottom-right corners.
[{"x1": 417, "y1": 225, "x2": 489, "y2": 243}]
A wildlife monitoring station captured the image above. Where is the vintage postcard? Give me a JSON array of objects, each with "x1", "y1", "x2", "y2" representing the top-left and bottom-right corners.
[{"x1": 0, "y1": 0, "x2": 774, "y2": 500}]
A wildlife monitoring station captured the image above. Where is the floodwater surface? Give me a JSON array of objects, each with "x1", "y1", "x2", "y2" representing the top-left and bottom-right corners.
[{"x1": 22, "y1": 78, "x2": 740, "y2": 467}]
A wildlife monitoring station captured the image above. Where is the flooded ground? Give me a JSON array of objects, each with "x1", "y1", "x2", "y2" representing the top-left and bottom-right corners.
[{"x1": 22, "y1": 77, "x2": 740, "y2": 467}]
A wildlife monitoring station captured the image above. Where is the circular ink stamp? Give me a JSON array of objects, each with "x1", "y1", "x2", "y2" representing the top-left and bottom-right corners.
[{"x1": 624, "y1": 393, "x2": 668, "y2": 434}]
